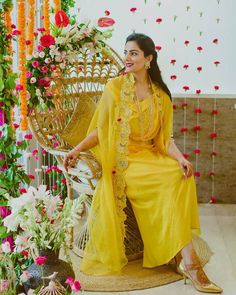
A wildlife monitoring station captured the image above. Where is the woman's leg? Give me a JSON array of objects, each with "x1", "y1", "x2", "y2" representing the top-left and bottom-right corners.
[{"x1": 178, "y1": 240, "x2": 223, "y2": 293}]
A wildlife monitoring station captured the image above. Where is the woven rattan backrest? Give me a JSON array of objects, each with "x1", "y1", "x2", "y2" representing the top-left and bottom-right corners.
[{"x1": 29, "y1": 46, "x2": 124, "y2": 150}]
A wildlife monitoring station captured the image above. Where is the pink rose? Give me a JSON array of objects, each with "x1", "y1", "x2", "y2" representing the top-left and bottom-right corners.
[
  {"x1": 32, "y1": 60, "x2": 40, "y2": 68},
  {"x1": 38, "y1": 77, "x2": 51, "y2": 87},
  {"x1": 15, "y1": 84, "x2": 23, "y2": 91},
  {"x1": 65, "y1": 277, "x2": 74, "y2": 286},
  {"x1": 37, "y1": 45, "x2": 44, "y2": 51},
  {"x1": 35, "y1": 256, "x2": 47, "y2": 265},
  {"x1": 41, "y1": 66, "x2": 48, "y2": 73},
  {"x1": 24, "y1": 133, "x2": 33, "y2": 140},
  {"x1": 71, "y1": 281, "x2": 81, "y2": 292},
  {"x1": 26, "y1": 71, "x2": 32, "y2": 78},
  {"x1": 50, "y1": 64, "x2": 57, "y2": 71},
  {"x1": 0, "y1": 206, "x2": 11, "y2": 218}
]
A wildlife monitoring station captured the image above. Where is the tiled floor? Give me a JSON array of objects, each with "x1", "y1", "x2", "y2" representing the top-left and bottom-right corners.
[{"x1": 81, "y1": 204, "x2": 236, "y2": 295}]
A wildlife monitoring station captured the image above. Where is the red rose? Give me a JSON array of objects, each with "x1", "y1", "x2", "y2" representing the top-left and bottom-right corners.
[
  {"x1": 194, "y1": 108, "x2": 202, "y2": 113},
  {"x1": 35, "y1": 256, "x2": 47, "y2": 265},
  {"x1": 28, "y1": 174, "x2": 35, "y2": 180},
  {"x1": 130, "y1": 7, "x2": 137, "y2": 13},
  {"x1": 182, "y1": 153, "x2": 189, "y2": 159},
  {"x1": 210, "y1": 196, "x2": 216, "y2": 204},
  {"x1": 197, "y1": 46, "x2": 203, "y2": 52},
  {"x1": 55, "y1": 10, "x2": 70, "y2": 27},
  {"x1": 182, "y1": 86, "x2": 190, "y2": 91},
  {"x1": 214, "y1": 85, "x2": 219, "y2": 90},
  {"x1": 19, "y1": 187, "x2": 27, "y2": 194},
  {"x1": 40, "y1": 34, "x2": 55, "y2": 47},
  {"x1": 156, "y1": 18, "x2": 162, "y2": 23},
  {"x1": 170, "y1": 75, "x2": 177, "y2": 80},
  {"x1": 181, "y1": 102, "x2": 188, "y2": 108},
  {"x1": 196, "y1": 89, "x2": 201, "y2": 94},
  {"x1": 155, "y1": 45, "x2": 162, "y2": 51},
  {"x1": 184, "y1": 40, "x2": 190, "y2": 46},
  {"x1": 183, "y1": 64, "x2": 189, "y2": 70},
  {"x1": 97, "y1": 17, "x2": 115, "y2": 27},
  {"x1": 210, "y1": 132, "x2": 217, "y2": 139},
  {"x1": 170, "y1": 59, "x2": 176, "y2": 65},
  {"x1": 24, "y1": 133, "x2": 33, "y2": 140},
  {"x1": 212, "y1": 109, "x2": 219, "y2": 115},
  {"x1": 194, "y1": 149, "x2": 201, "y2": 154},
  {"x1": 214, "y1": 61, "x2": 220, "y2": 66},
  {"x1": 38, "y1": 77, "x2": 51, "y2": 87},
  {"x1": 194, "y1": 171, "x2": 201, "y2": 177},
  {"x1": 105, "y1": 10, "x2": 110, "y2": 16},
  {"x1": 197, "y1": 66, "x2": 202, "y2": 72},
  {"x1": 173, "y1": 104, "x2": 177, "y2": 109},
  {"x1": 193, "y1": 125, "x2": 201, "y2": 131},
  {"x1": 213, "y1": 38, "x2": 218, "y2": 44},
  {"x1": 180, "y1": 127, "x2": 188, "y2": 132}
]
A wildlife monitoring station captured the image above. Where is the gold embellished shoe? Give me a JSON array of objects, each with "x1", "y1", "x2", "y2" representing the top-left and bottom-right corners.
[{"x1": 179, "y1": 261, "x2": 223, "y2": 293}]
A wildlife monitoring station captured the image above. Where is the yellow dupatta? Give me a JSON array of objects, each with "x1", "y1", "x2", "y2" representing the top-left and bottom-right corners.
[{"x1": 80, "y1": 73, "x2": 173, "y2": 275}]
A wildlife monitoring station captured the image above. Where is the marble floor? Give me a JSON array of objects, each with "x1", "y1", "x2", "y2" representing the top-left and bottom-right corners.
[{"x1": 81, "y1": 204, "x2": 236, "y2": 295}]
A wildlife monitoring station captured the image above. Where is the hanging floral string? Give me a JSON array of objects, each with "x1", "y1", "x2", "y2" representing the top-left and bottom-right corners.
[
  {"x1": 209, "y1": 85, "x2": 219, "y2": 203},
  {"x1": 27, "y1": 0, "x2": 35, "y2": 55},
  {"x1": 53, "y1": 0, "x2": 61, "y2": 13},
  {"x1": 181, "y1": 86, "x2": 190, "y2": 158},
  {"x1": 4, "y1": 6, "x2": 13, "y2": 56},
  {"x1": 193, "y1": 90, "x2": 202, "y2": 179},
  {"x1": 18, "y1": 0, "x2": 28, "y2": 130},
  {"x1": 43, "y1": 0, "x2": 50, "y2": 34}
]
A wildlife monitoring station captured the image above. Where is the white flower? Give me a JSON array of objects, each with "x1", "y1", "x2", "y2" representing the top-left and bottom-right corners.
[
  {"x1": 59, "y1": 63, "x2": 66, "y2": 69},
  {"x1": 36, "y1": 88, "x2": 42, "y2": 97},
  {"x1": 32, "y1": 51, "x2": 39, "y2": 58},
  {"x1": 14, "y1": 233, "x2": 30, "y2": 253},
  {"x1": 55, "y1": 36, "x2": 67, "y2": 45},
  {"x1": 3, "y1": 211, "x2": 21, "y2": 232},
  {"x1": 30, "y1": 77, "x2": 36, "y2": 84},
  {"x1": 35, "y1": 168, "x2": 42, "y2": 172},
  {"x1": 45, "y1": 57, "x2": 51, "y2": 64},
  {"x1": 39, "y1": 51, "x2": 45, "y2": 58},
  {"x1": 1, "y1": 241, "x2": 11, "y2": 253},
  {"x1": 20, "y1": 271, "x2": 31, "y2": 283},
  {"x1": 26, "y1": 54, "x2": 32, "y2": 60}
]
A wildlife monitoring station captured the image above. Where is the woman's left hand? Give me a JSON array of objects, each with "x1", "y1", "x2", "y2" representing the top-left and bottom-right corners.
[{"x1": 178, "y1": 158, "x2": 194, "y2": 179}]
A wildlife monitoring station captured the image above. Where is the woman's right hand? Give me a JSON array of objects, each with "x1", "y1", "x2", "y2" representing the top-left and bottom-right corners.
[{"x1": 63, "y1": 148, "x2": 80, "y2": 171}]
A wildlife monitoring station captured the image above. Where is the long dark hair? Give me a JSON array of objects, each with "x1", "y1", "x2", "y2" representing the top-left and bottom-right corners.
[{"x1": 125, "y1": 33, "x2": 172, "y2": 100}]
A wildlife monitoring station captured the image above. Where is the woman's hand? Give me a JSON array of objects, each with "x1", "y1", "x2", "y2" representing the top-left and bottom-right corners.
[
  {"x1": 178, "y1": 158, "x2": 194, "y2": 179},
  {"x1": 63, "y1": 148, "x2": 80, "y2": 171}
]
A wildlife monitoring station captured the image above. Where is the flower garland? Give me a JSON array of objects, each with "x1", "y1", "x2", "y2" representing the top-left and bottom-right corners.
[
  {"x1": 18, "y1": 0, "x2": 28, "y2": 130},
  {"x1": 43, "y1": 0, "x2": 50, "y2": 34},
  {"x1": 53, "y1": 0, "x2": 61, "y2": 13},
  {"x1": 26, "y1": 10, "x2": 113, "y2": 110},
  {"x1": 4, "y1": 6, "x2": 13, "y2": 56},
  {"x1": 27, "y1": 0, "x2": 35, "y2": 55}
]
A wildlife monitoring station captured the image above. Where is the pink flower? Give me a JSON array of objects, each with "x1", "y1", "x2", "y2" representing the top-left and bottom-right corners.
[
  {"x1": 71, "y1": 281, "x2": 81, "y2": 292},
  {"x1": 130, "y1": 7, "x2": 137, "y2": 13},
  {"x1": 55, "y1": 10, "x2": 70, "y2": 27},
  {"x1": 45, "y1": 90, "x2": 53, "y2": 97},
  {"x1": 53, "y1": 141, "x2": 59, "y2": 147},
  {"x1": 20, "y1": 271, "x2": 31, "y2": 283},
  {"x1": 38, "y1": 77, "x2": 51, "y2": 87},
  {"x1": 32, "y1": 60, "x2": 40, "y2": 68},
  {"x1": 61, "y1": 178, "x2": 67, "y2": 185},
  {"x1": 50, "y1": 64, "x2": 57, "y2": 71},
  {"x1": 26, "y1": 71, "x2": 32, "y2": 78},
  {"x1": 0, "y1": 280, "x2": 9, "y2": 292},
  {"x1": 37, "y1": 45, "x2": 44, "y2": 51},
  {"x1": 0, "y1": 206, "x2": 11, "y2": 218},
  {"x1": 12, "y1": 29, "x2": 21, "y2": 35},
  {"x1": 24, "y1": 133, "x2": 33, "y2": 140},
  {"x1": 13, "y1": 123, "x2": 20, "y2": 128},
  {"x1": 65, "y1": 277, "x2": 74, "y2": 286},
  {"x1": 35, "y1": 256, "x2": 47, "y2": 265},
  {"x1": 15, "y1": 84, "x2": 23, "y2": 91},
  {"x1": 104, "y1": 10, "x2": 110, "y2": 16},
  {"x1": 42, "y1": 149, "x2": 47, "y2": 155},
  {"x1": 19, "y1": 187, "x2": 27, "y2": 194},
  {"x1": 97, "y1": 17, "x2": 115, "y2": 27},
  {"x1": 41, "y1": 66, "x2": 48, "y2": 73}
]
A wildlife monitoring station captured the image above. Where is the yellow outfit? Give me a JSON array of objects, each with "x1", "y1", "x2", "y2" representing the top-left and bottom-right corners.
[{"x1": 80, "y1": 73, "x2": 200, "y2": 275}]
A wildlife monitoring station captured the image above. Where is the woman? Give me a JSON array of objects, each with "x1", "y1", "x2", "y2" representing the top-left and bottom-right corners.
[{"x1": 63, "y1": 33, "x2": 222, "y2": 293}]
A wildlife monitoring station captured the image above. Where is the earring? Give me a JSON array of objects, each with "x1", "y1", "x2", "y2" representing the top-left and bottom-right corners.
[{"x1": 144, "y1": 61, "x2": 150, "y2": 69}]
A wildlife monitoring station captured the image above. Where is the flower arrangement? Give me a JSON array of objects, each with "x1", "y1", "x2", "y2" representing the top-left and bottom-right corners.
[
  {"x1": 3, "y1": 185, "x2": 86, "y2": 253},
  {"x1": 26, "y1": 10, "x2": 113, "y2": 110}
]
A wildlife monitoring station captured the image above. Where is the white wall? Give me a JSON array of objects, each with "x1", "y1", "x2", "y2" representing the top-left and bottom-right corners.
[{"x1": 71, "y1": 0, "x2": 236, "y2": 96}]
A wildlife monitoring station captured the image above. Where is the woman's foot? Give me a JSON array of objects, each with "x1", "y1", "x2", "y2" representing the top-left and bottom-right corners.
[{"x1": 179, "y1": 261, "x2": 223, "y2": 293}]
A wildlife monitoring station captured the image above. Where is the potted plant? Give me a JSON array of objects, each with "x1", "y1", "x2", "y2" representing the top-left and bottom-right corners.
[{"x1": 3, "y1": 185, "x2": 86, "y2": 291}]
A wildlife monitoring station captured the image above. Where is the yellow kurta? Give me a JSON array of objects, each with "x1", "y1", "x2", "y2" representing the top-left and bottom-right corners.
[
  {"x1": 80, "y1": 73, "x2": 200, "y2": 275},
  {"x1": 125, "y1": 96, "x2": 200, "y2": 268}
]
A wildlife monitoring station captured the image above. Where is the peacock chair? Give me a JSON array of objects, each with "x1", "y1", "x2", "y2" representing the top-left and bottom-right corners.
[{"x1": 28, "y1": 45, "x2": 143, "y2": 261}]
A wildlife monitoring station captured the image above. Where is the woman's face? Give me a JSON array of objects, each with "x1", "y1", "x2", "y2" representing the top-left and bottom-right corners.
[{"x1": 123, "y1": 41, "x2": 152, "y2": 73}]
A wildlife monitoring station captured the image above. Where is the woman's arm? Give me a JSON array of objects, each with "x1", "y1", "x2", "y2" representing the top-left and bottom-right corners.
[
  {"x1": 63, "y1": 129, "x2": 98, "y2": 171},
  {"x1": 168, "y1": 139, "x2": 193, "y2": 179}
]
